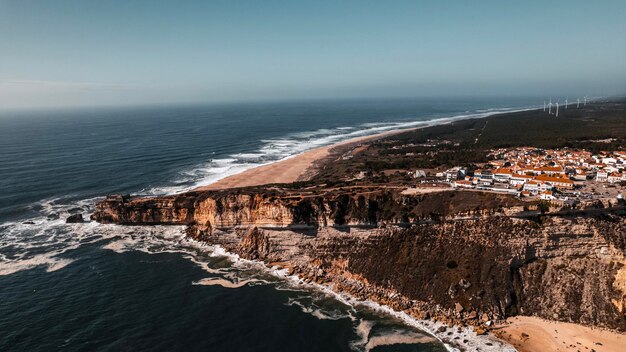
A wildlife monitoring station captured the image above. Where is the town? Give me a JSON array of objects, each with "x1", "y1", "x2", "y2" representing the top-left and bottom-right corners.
[{"x1": 437, "y1": 147, "x2": 626, "y2": 201}]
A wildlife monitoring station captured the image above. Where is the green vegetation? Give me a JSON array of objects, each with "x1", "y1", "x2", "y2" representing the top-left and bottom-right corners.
[{"x1": 312, "y1": 100, "x2": 626, "y2": 186}]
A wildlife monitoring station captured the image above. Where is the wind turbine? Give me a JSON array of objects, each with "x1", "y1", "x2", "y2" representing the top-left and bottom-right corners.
[
  {"x1": 584, "y1": 96, "x2": 587, "y2": 106},
  {"x1": 577, "y1": 97, "x2": 580, "y2": 108},
  {"x1": 555, "y1": 101, "x2": 559, "y2": 117},
  {"x1": 543, "y1": 100, "x2": 546, "y2": 112},
  {"x1": 548, "y1": 97, "x2": 553, "y2": 114},
  {"x1": 565, "y1": 97, "x2": 568, "y2": 109}
]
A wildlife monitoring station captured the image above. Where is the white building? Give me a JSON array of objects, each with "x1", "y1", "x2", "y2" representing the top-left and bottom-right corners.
[
  {"x1": 602, "y1": 157, "x2": 617, "y2": 165},
  {"x1": 444, "y1": 167, "x2": 466, "y2": 181},
  {"x1": 608, "y1": 173, "x2": 624, "y2": 184},
  {"x1": 523, "y1": 181, "x2": 552, "y2": 194},
  {"x1": 510, "y1": 174, "x2": 533, "y2": 186}
]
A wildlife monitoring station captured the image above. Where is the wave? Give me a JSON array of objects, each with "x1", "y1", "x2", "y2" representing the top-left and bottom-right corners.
[
  {"x1": 0, "y1": 193, "x2": 515, "y2": 351},
  {"x1": 192, "y1": 277, "x2": 266, "y2": 288},
  {"x1": 0, "y1": 103, "x2": 535, "y2": 350},
  {"x1": 188, "y1": 241, "x2": 517, "y2": 352},
  {"x1": 362, "y1": 329, "x2": 438, "y2": 352},
  {"x1": 284, "y1": 296, "x2": 354, "y2": 321},
  {"x1": 0, "y1": 252, "x2": 74, "y2": 276},
  {"x1": 140, "y1": 105, "x2": 537, "y2": 196}
]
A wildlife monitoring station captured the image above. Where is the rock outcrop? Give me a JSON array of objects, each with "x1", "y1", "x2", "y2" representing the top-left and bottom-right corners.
[
  {"x1": 92, "y1": 188, "x2": 626, "y2": 332},
  {"x1": 66, "y1": 213, "x2": 84, "y2": 223},
  {"x1": 92, "y1": 188, "x2": 529, "y2": 228}
]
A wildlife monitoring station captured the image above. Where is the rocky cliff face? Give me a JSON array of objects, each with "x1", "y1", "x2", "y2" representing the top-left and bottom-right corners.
[
  {"x1": 92, "y1": 188, "x2": 528, "y2": 228},
  {"x1": 92, "y1": 189, "x2": 626, "y2": 332}
]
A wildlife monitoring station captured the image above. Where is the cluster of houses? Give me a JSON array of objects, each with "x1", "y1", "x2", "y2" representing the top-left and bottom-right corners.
[{"x1": 444, "y1": 147, "x2": 626, "y2": 199}]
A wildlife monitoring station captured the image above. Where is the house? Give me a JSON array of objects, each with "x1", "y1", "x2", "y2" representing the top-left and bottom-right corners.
[
  {"x1": 411, "y1": 170, "x2": 427, "y2": 178},
  {"x1": 510, "y1": 174, "x2": 534, "y2": 186},
  {"x1": 602, "y1": 157, "x2": 617, "y2": 165},
  {"x1": 596, "y1": 170, "x2": 609, "y2": 182},
  {"x1": 540, "y1": 190, "x2": 557, "y2": 200},
  {"x1": 523, "y1": 181, "x2": 552, "y2": 194},
  {"x1": 525, "y1": 166, "x2": 565, "y2": 176},
  {"x1": 534, "y1": 174, "x2": 574, "y2": 189},
  {"x1": 491, "y1": 186, "x2": 521, "y2": 196},
  {"x1": 475, "y1": 169, "x2": 493, "y2": 179},
  {"x1": 452, "y1": 180, "x2": 474, "y2": 189},
  {"x1": 444, "y1": 167, "x2": 466, "y2": 181},
  {"x1": 523, "y1": 181, "x2": 541, "y2": 193},
  {"x1": 571, "y1": 170, "x2": 587, "y2": 181},
  {"x1": 538, "y1": 166, "x2": 566, "y2": 176},
  {"x1": 493, "y1": 168, "x2": 513, "y2": 182},
  {"x1": 608, "y1": 172, "x2": 623, "y2": 184},
  {"x1": 477, "y1": 177, "x2": 494, "y2": 186}
]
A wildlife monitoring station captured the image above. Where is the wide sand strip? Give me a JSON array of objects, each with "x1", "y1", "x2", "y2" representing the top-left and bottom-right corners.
[
  {"x1": 495, "y1": 316, "x2": 626, "y2": 352},
  {"x1": 196, "y1": 128, "x2": 409, "y2": 190},
  {"x1": 195, "y1": 109, "x2": 626, "y2": 351},
  {"x1": 195, "y1": 109, "x2": 539, "y2": 191}
]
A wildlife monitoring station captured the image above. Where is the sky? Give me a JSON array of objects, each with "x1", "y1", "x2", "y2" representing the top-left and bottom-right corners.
[{"x1": 1, "y1": 0, "x2": 625, "y2": 109}]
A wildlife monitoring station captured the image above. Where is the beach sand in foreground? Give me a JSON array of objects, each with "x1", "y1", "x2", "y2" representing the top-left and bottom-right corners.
[{"x1": 495, "y1": 316, "x2": 626, "y2": 352}]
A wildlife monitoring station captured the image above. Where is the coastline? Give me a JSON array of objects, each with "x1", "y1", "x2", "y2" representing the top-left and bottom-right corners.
[
  {"x1": 195, "y1": 107, "x2": 537, "y2": 191},
  {"x1": 195, "y1": 127, "x2": 414, "y2": 190},
  {"x1": 205, "y1": 241, "x2": 513, "y2": 352},
  {"x1": 495, "y1": 316, "x2": 626, "y2": 352},
  {"x1": 101, "y1": 101, "x2": 626, "y2": 352}
]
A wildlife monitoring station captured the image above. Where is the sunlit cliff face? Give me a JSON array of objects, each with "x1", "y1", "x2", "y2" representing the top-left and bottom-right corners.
[{"x1": 93, "y1": 188, "x2": 626, "y2": 332}]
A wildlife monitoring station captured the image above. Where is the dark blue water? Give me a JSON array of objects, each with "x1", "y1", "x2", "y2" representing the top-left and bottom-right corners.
[{"x1": 0, "y1": 98, "x2": 532, "y2": 351}]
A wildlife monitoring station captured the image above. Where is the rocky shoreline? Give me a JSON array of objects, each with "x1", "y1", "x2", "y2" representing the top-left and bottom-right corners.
[
  {"x1": 89, "y1": 101, "x2": 626, "y2": 351},
  {"x1": 91, "y1": 186, "x2": 626, "y2": 349},
  {"x1": 187, "y1": 216, "x2": 626, "y2": 331}
]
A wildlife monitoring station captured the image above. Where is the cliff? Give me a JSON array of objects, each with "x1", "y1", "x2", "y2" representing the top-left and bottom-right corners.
[
  {"x1": 93, "y1": 188, "x2": 528, "y2": 228},
  {"x1": 92, "y1": 189, "x2": 626, "y2": 333}
]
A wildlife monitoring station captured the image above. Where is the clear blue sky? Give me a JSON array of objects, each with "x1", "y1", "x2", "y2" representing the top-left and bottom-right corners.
[{"x1": 1, "y1": 0, "x2": 625, "y2": 109}]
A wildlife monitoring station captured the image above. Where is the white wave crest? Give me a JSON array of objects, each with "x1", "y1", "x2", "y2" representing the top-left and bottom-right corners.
[
  {"x1": 139, "y1": 105, "x2": 537, "y2": 196},
  {"x1": 192, "y1": 277, "x2": 264, "y2": 288},
  {"x1": 0, "y1": 253, "x2": 74, "y2": 276},
  {"x1": 0, "y1": 102, "x2": 534, "y2": 349}
]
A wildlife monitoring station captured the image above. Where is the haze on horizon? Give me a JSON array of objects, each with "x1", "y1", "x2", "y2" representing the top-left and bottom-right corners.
[{"x1": 1, "y1": 0, "x2": 625, "y2": 110}]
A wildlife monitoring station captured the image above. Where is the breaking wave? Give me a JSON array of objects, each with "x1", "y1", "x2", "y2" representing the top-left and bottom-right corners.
[
  {"x1": 140, "y1": 106, "x2": 536, "y2": 196},
  {"x1": 0, "y1": 104, "x2": 534, "y2": 351}
]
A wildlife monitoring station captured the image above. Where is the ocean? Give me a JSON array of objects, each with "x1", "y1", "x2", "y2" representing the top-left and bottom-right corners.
[{"x1": 0, "y1": 98, "x2": 535, "y2": 351}]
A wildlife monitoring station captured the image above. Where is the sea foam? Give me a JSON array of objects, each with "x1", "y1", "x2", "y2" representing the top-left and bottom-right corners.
[
  {"x1": 139, "y1": 106, "x2": 536, "y2": 196},
  {"x1": 0, "y1": 105, "x2": 535, "y2": 349}
]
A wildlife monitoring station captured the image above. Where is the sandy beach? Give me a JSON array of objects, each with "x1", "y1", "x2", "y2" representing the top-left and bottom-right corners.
[
  {"x1": 495, "y1": 316, "x2": 626, "y2": 352},
  {"x1": 195, "y1": 108, "x2": 541, "y2": 191},
  {"x1": 195, "y1": 127, "x2": 412, "y2": 190},
  {"x1": 192, "y1": 107, "x2": 626, "y2": 352}
]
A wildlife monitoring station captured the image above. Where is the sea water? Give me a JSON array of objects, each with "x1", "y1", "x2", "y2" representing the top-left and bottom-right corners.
[{"x1": 0, "y1": 98, "x2": 532, "y2": 351}]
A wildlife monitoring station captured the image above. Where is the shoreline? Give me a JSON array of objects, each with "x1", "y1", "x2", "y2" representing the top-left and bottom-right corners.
[
  {"x1": 189, "y1": 103, "x2": 626, "y2": 352},
  {"x1": 119, "y1": 101, "x2": 626, "y2": 352},
  {"x1": 495, "y1": 316, "x2": 626, "y2": 352},
  {"x1": 204, "y1": 227, "x2": 624, "y2": 352},
  {"x1": 195, "y1": 107, "x2": 538, "y2": 191},
  {"x1": 205, "y1": 242, "x2": 513, "y2": 352},
  {"x1": 195, "y1": 127, "x2": 408, "y2": 190}
]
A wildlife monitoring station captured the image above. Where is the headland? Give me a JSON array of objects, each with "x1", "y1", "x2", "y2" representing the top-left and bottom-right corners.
[{"x1": 91, "y1": 99, "x2": 626, "y2": 351}]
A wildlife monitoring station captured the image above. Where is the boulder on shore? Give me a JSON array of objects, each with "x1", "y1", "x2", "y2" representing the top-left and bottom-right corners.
[{"x1": 66, "y1": 214, "x2": 84, "y2": 223}]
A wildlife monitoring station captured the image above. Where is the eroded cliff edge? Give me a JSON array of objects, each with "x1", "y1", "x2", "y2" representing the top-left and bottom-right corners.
[{"x1": 92, "y1": 188, "x2": 626, "y2": 333}]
